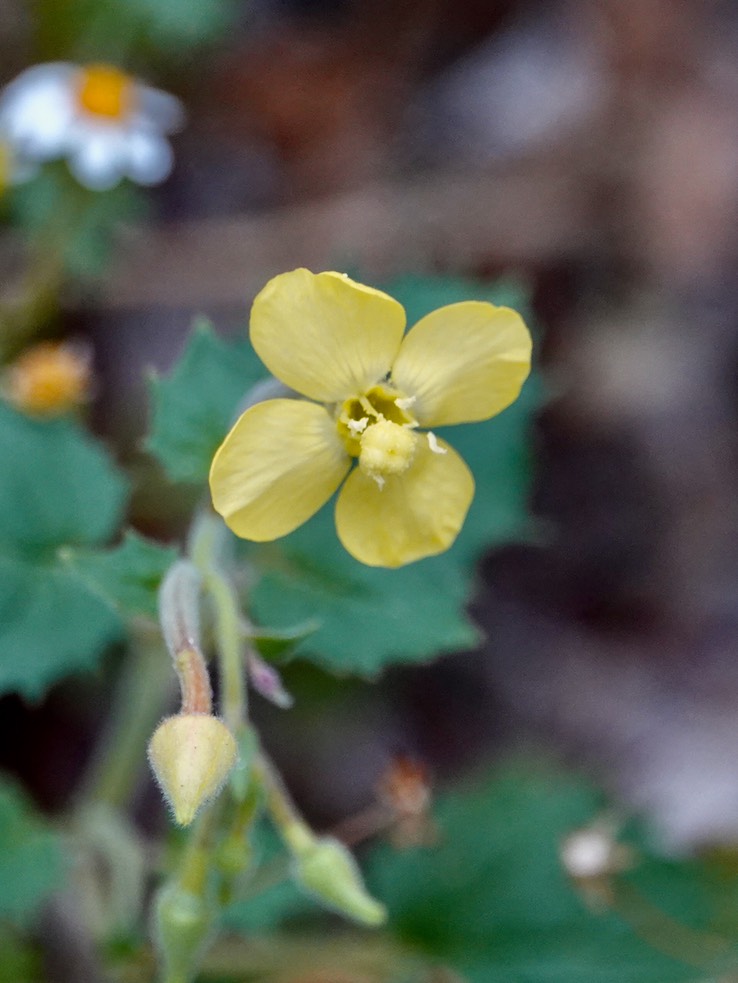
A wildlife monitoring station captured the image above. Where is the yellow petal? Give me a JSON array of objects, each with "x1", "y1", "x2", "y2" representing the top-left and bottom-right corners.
[
  {"x1": 210, "y1": 398, "x2": 350, "y2": 540},
  {"x1": 250, "y1": 269, "x2": 406, "y2": 403},
  {"x1": 391, "y1": 301, "x2": 532, "y2": 426},
  {"x1": 335, "y1": 436, "x2": 473, "y2": 567}
]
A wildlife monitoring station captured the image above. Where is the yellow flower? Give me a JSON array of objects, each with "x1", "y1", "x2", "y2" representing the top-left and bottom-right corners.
[
  {"x1": 4, "y1": 340, "x2": 92, "y2": 417},
  {"x1": 209, "y1": 269, "x2": 532, "y2": 568}
]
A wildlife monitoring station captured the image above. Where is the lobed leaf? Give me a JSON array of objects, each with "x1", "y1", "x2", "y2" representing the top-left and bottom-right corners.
[
  {"x1": 62, "y1": 530, "x2": 179, "y2": 620},
  {"x1": 0, "y1": 406, "x2": 128, "y2": 697},
  {"x1": 147, "y1": 321, "x2": 267, "y2": 484}
]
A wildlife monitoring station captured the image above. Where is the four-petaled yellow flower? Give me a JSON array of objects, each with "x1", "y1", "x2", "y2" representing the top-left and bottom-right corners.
[{"x1": 209, "y1": 269, "x2": 532, "y2": 567}]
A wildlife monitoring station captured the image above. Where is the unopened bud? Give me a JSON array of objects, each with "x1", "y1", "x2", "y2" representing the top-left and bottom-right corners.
[
  {"x1": 293, "y1": 835, "x2": 386, "y2": 926},
  {"x1": 154, "y1": 882, "x2": 214, "y2": 983},
  {"x1": 148, "y1": 714, "x2": 238, "y2": 826}
]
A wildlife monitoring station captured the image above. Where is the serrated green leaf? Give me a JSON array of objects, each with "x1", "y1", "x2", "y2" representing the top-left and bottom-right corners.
[
  {"x1": 0, "y1": 406, "x2": 127, "y2": 559},
  {"x1": 0, "y1": 405, "x2": 128, "y2": 697},
  {"x1": 147, "y1": 322, "x2": 267, "y2": 484},
  {"x1": 365, "y1": 760, "x2": 720, "y2": 983},
  {"x1": 0, "y1": 559, "x2": 122, "y2": 699},
  {"x1": 247, "y1": 511, "x2": 479, "y2": 676},
  {"x1": 61, "y1": 530, "x2": 179, "y2": 619},
  {"x1": 0, "y1": 777, "x2": 64, "y2": 923}
]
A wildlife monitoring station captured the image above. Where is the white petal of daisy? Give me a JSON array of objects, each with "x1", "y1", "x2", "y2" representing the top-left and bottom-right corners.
[
  {"x1": 0, "y1": 63, "x2": 76, "y2": 159},
  {"x1": 67, "y1": 126, "x2": 127, "y2": 190},
  {"x1": 125, "y1": 128, "x2": 174, "y2": 185},
  {"x1": 136, "y1": 87, "x2": 185, "y2": 132}
]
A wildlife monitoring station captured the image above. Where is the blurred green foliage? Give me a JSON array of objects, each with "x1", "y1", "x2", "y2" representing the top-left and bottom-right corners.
[
  {"x1": 0, "y1": 778, "x2": 63, "y2": 923},
  {"x1": 224, "y1": 756, "x2": 738, "y2": 982},
  {"x1": 33, "y1": 0, "x2": 236, "y2": 63}
]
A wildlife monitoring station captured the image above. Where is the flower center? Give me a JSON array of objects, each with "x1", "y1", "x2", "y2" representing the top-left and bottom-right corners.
[
  {"x1": 77, "y1": 64, "x2": 134, "y2": 119},
  {"x1": 359, "y1": 419, "x2": 417, "y2": 485},
  {"x1": 336, "y1": 382, "x2": 418, "y2": 487}
]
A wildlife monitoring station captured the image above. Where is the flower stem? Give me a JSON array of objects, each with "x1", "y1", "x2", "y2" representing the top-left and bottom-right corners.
[
  {"x1": 189, "y1": 512, "x2": 247, "y2": 733},
  {"x1": 76, "y1": 621, "x2": 173, "y2": 810}
]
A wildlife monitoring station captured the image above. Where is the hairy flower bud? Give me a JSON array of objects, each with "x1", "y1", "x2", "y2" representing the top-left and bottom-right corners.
[
  {"x1": 148, "y1": 714, "x2": 237, "y2": 826},
  {"x1": 292, "y1": 834, "x2": 386, "y2": 926}
]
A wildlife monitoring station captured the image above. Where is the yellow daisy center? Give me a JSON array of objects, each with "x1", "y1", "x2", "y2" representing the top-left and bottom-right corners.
[
  {"x1": 77, "y1": 64, "x2": 134, "y2": 119},
  {"x1": 336, "y1": 382, "x2": 418, "y2": 486}
]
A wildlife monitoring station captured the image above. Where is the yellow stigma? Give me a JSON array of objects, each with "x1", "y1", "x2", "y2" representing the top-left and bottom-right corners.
[
  {"x1": 359, "y1": 419, "x2": 416, "y2": 484},
  {"x1": 77, "y1": 64, "x2": 134, "y2": 119}
]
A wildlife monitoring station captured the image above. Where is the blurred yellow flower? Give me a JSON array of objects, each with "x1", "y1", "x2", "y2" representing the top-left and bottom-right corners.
[
  {"x1": 209, "y1": 269, "x2": 532, "y2": 567},
  {"x1": 4, "y1": 340, "x2": 92, "y2": 417}
]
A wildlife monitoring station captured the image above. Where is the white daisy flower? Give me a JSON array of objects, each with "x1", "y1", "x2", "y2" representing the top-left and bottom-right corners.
[{"x1": 0, "y1": 62, "x2": 184, "y2": 191}]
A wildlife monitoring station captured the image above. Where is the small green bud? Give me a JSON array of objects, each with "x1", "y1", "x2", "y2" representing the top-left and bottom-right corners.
[
  {"x1": 154, "y1": 882, "x2": 213, "y2": 983},
  {"x1": 293, "y1": 835, "x2": 387, "y2": 927},
  {"x1": 148, "y1": 714, "x2": 238, "y2": 826}
]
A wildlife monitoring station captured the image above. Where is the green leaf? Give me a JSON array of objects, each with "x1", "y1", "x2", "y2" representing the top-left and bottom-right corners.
[
  {"x1": 365, "y1": 759, "x2": 719, "y2": 983},
  {"x1": 147, "y1": 322, "x2": 267, "y2": 484},
  {"x1": 0, "y1": 560, "x2": 122, "y2": 699},
  {"x1": 0, "y1": 406, "x2": 128, "y2": 697},
  {"x1": 61, "y1": 530, "x2": 179, "y2": 620},
  {"x1": 0, "y1": 777, "x2": 64, "y2": 923},
  {"x1": 249, "y1": 620, "x2": 321, "y2": 662},
  {"x1": 0, "y1": 406, "x2": 127, "y2": 559},
  {"x1": 247, "y1": 511, "x2": 479, "y2": 676}
]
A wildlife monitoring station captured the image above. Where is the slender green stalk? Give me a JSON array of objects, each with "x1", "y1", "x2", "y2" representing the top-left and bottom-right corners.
[
  {"x1": 257, "y1": 752, "x2": 313, "y2": 854},
  {"x1": 76, "y1": 621, "x2": 173, "y2": 809},
  {"x1": 189, "y1": 512, "x2": 247, "y2": 732}
]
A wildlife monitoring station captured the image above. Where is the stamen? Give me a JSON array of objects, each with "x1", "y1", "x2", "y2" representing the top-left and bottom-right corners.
[
  {"x1": 347, "y1": 417, "x2": 369, "y2": 436},
  {"x1": 427, "y1": 431, "x2": 447, "y2": 455},
  {"x1": 395, "y1": 395, "x2": 416, "y2": 411},
  {"x1": 359, "y1": 394, "x2": 382, "y2": 419}
]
